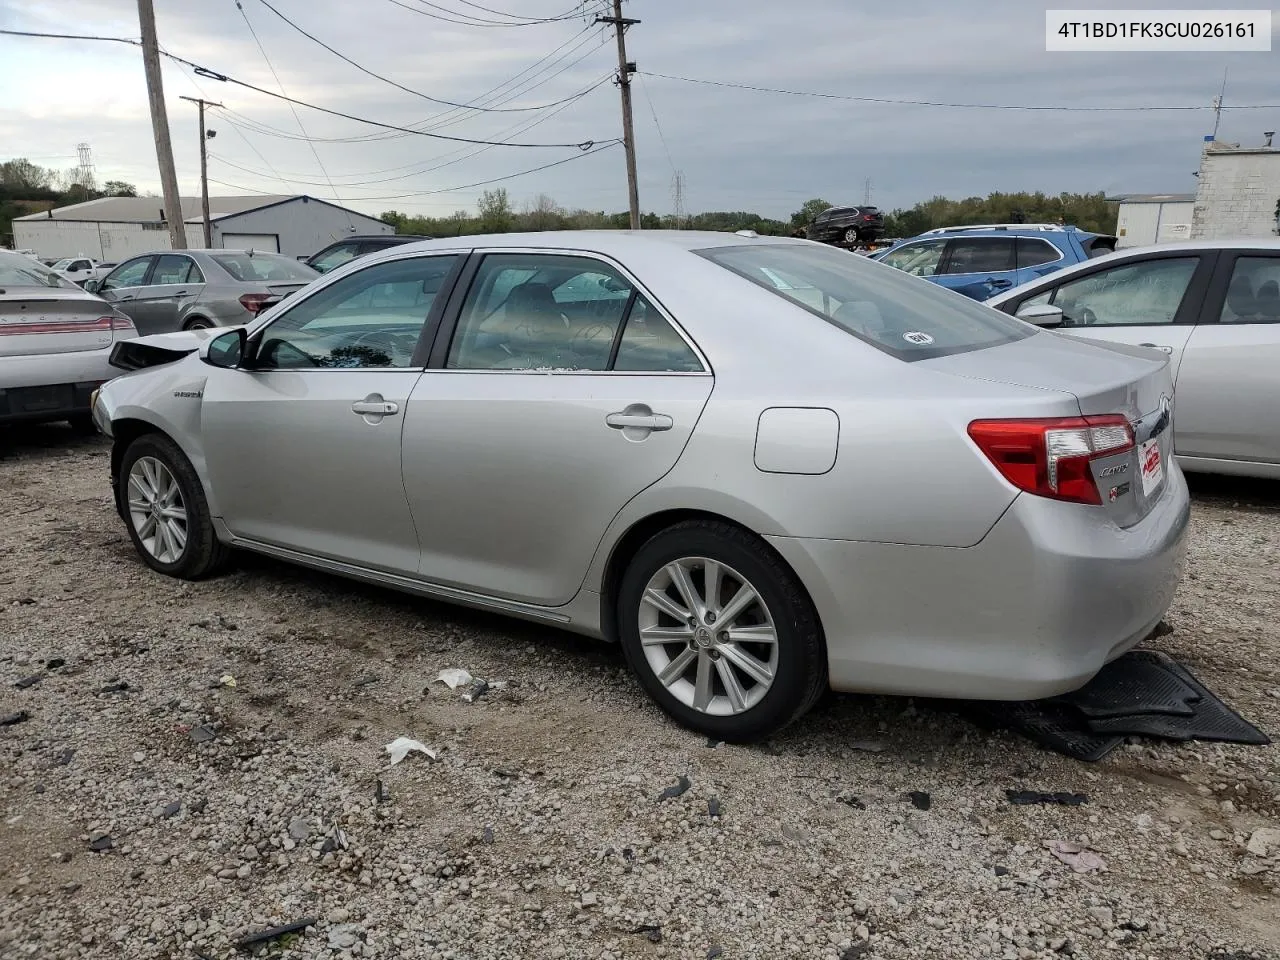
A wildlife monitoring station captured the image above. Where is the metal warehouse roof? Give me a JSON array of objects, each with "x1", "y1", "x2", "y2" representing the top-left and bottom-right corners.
[
  {"x1": 13, "y1": 194, "x2": 376, "y2": 224},
  {"x1": 1105, "y1": 193, "x2": 1196, "y2": 204}
]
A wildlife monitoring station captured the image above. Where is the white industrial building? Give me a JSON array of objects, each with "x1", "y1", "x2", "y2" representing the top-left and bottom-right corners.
[
  {"x1": 1190, "y1": 140, "x2": 1280, "y2": 241},
  {"x1": 12, "y1": 194, "x2": 391, "y2": 261},
  {"x1": 1107, "y1": 193, "x2": 1195, "y2": 248}
]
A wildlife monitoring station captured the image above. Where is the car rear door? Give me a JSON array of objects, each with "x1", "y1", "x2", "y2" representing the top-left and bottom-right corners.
[
  {"x1": 401, "y1": 249, "x2": 713, "y2": 606},
  {"x1": 933, "y1": 236, "x2": 1018, "y2": 300},
  {"x1": 1171, "y1": 250, "x2": 1280, "y2": 465},
  {"x1": 128, "y1": 254, "x2": 207, "y2": 333},
  {"x1": 1013, "y1": 236, "x2": 1067, "y2": 286},
  {"x1": 200, "y1": 252, "x2": 465, "y2": 574}
]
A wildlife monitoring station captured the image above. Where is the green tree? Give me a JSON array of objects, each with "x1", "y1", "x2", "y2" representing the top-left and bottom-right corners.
[
  {"x1": 101, "y1": 180, "x2": 137, "y2": 197},
  {"x1": 790, "y1": 198, "x2": 832, "y2": 229},
  {"x1": 477, "y1": 188, "x2": 513, "y2": 233},
  {"x1": 0, "y1": 158, "x2": 52, "y2": 191}
]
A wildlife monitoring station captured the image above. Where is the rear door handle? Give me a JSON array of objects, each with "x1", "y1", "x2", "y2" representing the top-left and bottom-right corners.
[
  {"x1": 173, "y1": 290, "x2": 191, "y2": 299},
  {"x1": 1140, "y1": 343, "x2": 1174, "y2": 354},
  {"x1": 351, "y1": 399, "x2": 399, "y2": 416},
  {"x1": 606, "y1": 412, "x2": 673, "y2": 431},
  {"x1": 987, "y1": 278, "x2": 1014, "y2": 289}
]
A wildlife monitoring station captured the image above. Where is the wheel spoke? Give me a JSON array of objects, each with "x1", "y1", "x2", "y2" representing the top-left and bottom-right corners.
[
  {"x1": 715, "y1": 656, "x2": 748, "y2": 713},
  {"x1": 717, "y1": 583, "x2": 759, "y2": 627},
  {"x1": 137, "y1": 514, "x2": 157, "y2": 539},
  {"x1": 642, "y1": 587, "x2": 690, "y2": 623},
  {"x1": 160, "y1": 505, "x2": 186, "y2": 521},
  {"x1": 128, "y1": 474, "x2": 152, "y2": 504},
  {"x1": 692, "y1": 652, "x2": 714, "y2": 711},
  {"x1": 665, "y1": 560, "x2": 703, "y2": 619},
  {"x1": 719, "y1": 643, "x2": 775, "y2": 687},
  {"x1": 656, "y1": 646, "x2": 697, "y2": 687},
  {"x1": 726, "y1": 623, "x2": 777, "y2": 645},
  {"x1": 165, "y1": 519, "x2": 187, "y2": 552},
  {"x1": 153, "y1": 517, "x2": 170, "y2": 560},
  {"x1": 639, "y1": 624, "x2": 695, "y2": 646},
  {"x1": 140, "y1": 458, "x2": 159, "y2": 494},
  {"x1": 702, "y1": 559, "x2": 723, "y2": 614}
]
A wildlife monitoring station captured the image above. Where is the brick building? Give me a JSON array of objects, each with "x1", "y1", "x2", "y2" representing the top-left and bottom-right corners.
[{"x1": 1190, "y1": 139, "x2": 1280, "y2": 240}]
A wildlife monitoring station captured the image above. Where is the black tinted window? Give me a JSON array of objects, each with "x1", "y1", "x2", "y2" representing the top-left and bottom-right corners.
[
  {"x1": 1017, "y1": 238, "x2": 1061, "y2": 269},
  {"x1": 943, "y1": 238, "x2": 1015, "y2": 274}
]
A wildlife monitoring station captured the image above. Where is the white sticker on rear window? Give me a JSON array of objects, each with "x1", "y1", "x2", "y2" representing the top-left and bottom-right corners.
[{"x1": 903, "y1": 331, "x2": 934, "y2": 345}]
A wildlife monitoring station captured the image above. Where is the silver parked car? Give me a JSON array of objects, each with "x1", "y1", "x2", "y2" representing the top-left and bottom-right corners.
[
  {"x1": 84, "y1": 249, "x2": 319, "y2": 335},
  {"x1": 988, "y1": 239, "x2": 1280, "y2": 480},
  {"x1": 91, "y1": 232, "x2": 1189, "y2": 741},
  {"x1": 0, "y1": 251, "x2": 137, "y2": 431}
]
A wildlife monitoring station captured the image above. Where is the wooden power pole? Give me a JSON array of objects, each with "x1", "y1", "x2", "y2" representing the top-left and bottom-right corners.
[
  {"x1": 597, "y1": 0, "x2": 640, "y2": 229},
  {"x1": 137, "y1": 0, "x2": 188, "y2": 249},
  {"x1": 181, "y1": 96, "x2": 222, "y2": 247}
]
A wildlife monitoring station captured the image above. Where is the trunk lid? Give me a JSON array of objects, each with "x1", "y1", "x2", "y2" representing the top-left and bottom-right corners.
[
  {"x1": 0, "y1": 292, "x2": 134, "y2": 358},
  {"x1": 923, "y1": 331, "x2": 1174, "y2": 527}
]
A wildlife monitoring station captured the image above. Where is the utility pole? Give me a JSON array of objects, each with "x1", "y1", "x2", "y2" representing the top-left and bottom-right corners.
[
  {"x1": 181, "y1": 96, "x2": 222, "y2": 247},
  {"x1": 137, "y1": 0, "x2": 187, "y2": 249},
  {"x1": 597, "y1": 0, "x2": 640, "y2": 229},
  {"x1": 863, "y1": 178, "x2": 872, "y2": 206}
]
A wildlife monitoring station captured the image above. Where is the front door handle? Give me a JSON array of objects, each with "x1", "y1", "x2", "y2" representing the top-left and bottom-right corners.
[
  {"x1": 351, "y1": 397, "x2": 399, "y2": 417},
  {"x1": 606, "y1": 412, "x2": 673, "y2": 431},
  {"x1": 1140, "y1": 342, "x2": 1174, "y2": 354}
]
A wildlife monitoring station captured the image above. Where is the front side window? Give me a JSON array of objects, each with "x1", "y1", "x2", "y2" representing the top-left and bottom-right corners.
[
  {"x1": 877, "y1": 239, "x2": 947, "y2": 278},
  {"x1": 447, "y1": 253, "x2": 701, "y2": 373},
  {"x1": 254, "y1": 255, "x2": 458, "y2": 370},
  {"x1": 699, "y1": 242, "x2": 1032, "y2": 361},
  {"x1": 1038, "y1": 256, "x2": 1200, "y2": 327},
  {"x1": 101, "y1": 258, "x2": 152, "y2": 290},
  {"x1": 150, "y1": 255, "x2": 198, "y2": 285},
  {"x1": 942, "y1": 237, "x2": 1015, "y2": 274},
  {"x1": 212, "y1": 252, "x2": 318, "y2": 283},
  {"x1": 1219, "y1": 256, "x2": 1280, "y2": 324}
]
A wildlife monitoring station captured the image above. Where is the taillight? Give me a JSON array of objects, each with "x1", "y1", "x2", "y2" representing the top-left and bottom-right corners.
[
  {"x1": 239, "y1": 293, "x2": 274, "y2": 314},
  {"x1": 967, "y1": 415, "x2": 1134, "y2": 506},
  {"x1": 108, "y1": 316, "x2": 135, "y2": 331}
]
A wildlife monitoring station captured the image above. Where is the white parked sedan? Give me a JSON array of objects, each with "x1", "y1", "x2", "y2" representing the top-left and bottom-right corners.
[{"x1": 0, "y1": 251, "x2": 137, "y2": 431}]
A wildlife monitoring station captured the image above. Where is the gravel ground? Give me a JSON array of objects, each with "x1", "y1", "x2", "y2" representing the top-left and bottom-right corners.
[{"x1": 1, "y1": 424, "x2": 1278, "y2": 960}]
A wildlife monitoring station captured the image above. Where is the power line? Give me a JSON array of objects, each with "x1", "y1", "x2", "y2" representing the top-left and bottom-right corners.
[
  {"x1": 0, "y1": 29, "x2": 610, "y2": 148},
  {"x1": 640, "y1": 70, "x2": 1280, "y2": 112},
  {"x1": 452, "y1": 0, "x2": 585, "y2": 22},
  {"x1": 206, "y1": 140, "x2": 619, "y2": 201},
  {"x1": 254, "y1": 0, "x2": 589, "y2": 112},
  {"x1": 231, "y1": 0, "x2": 349, "y2": 225},
  {"x1": 382, "y1": 0, "x2": 582, "y2": 27},
  {"x1": 637, "y1": 72, "x2": 676, "y2": 175}
]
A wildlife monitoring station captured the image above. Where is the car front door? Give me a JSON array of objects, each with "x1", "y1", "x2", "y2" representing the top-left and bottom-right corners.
[
  {"x1": 127, "y1": 254, "x2": 207, "y2": 333},
  {"x1": 401, "y1": 250, "x2": 713, "y2": 606},
  {"x1": 1172, "y1": 251, "x2": 1280, "y2": 465},
  {"x1": 933, "y1": 237, "x2": 1018, "y2": 300},
  {"x1": 96, "y1": 257, "x2": 156, "y2": 325},
  {"x1": 200, "y1": 252, "x2": 465, "y2": 573}
]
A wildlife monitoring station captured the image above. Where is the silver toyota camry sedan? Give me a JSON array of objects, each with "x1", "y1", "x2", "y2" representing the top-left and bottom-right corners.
[{"x1": 90, "y1": 232, "x2": 1189, "y2": 742}]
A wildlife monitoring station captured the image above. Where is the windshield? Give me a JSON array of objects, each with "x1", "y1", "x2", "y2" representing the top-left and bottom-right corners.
[
  {"x1": 697, "y1": 243, "x2": 1032, "y2": 361},
  {"x1": 211, "y1": 252, "x2": 319, "y2": 284},
  {"x1": 52, "y1": 258, "x2": 75, "y2": 270},
  {"x1": 0, "y1": 253, "x2": 76, "y2": 289}
]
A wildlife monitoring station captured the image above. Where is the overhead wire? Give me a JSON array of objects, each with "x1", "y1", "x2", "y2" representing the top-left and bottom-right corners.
[
  {"x1": 382, "y1": 0, "x2": 583, "y2": 27},
  {"x1": 637, "y1": 72, "x2": 676, "y2": 175}
]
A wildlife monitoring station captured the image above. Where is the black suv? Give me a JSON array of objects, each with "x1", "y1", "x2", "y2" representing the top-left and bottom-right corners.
[
  {"x1": 805, "y1": 206, "x2": 885, "y2": 245},
  {"x1": 303, "y1": 234, "x2": 431, "y2": 274}
]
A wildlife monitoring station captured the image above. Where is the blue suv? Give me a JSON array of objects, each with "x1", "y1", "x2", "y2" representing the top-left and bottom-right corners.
[{"x1": 868, "y1": 224, "x2": 1117, "y2": 301}]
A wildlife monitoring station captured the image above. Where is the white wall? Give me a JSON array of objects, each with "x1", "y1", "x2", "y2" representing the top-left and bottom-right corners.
[
  {"x1": 211, "y1": 198, "x2": 390, "y2": 257},
  {"x1": 1115, "y1": 201, "x2": 1194, "y2": 247},
  {"x1": 11, "y1": 219, "x2": 173, "y2": 260},
  {"x1": 1192, "y1": 148, "x2": 1280, "y2": 240}
]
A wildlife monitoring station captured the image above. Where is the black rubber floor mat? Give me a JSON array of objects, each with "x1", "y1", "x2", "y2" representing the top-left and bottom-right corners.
[
  {"x1": 1054, "y1": 652, "x2": 1201, "y2": 719},
  {"x1": 963, "y1": 699, "x2": 1124, "y2": 763},
  {"x1": 1083, "y1": 652, "x2": 1271, "y2": 745}
]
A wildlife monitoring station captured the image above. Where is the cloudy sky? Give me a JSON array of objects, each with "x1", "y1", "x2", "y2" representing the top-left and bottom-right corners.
[{"x1": 2, "y1": 0, "x2": 1277, "y2": 221}]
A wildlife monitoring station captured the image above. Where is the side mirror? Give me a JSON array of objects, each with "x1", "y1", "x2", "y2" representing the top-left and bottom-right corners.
[
  {"x1": 297, "y1": 255, "x2": 309, "y2": 261},
  {"x1": 202, "y1": 327, "x2": 246, "y2": 368},
  {"x1": 83, "y1": 278, "x2": 103, "y2": 294},
  {"x1": 1016, "y1": 303, "x2": 1064, "y2": 327}
]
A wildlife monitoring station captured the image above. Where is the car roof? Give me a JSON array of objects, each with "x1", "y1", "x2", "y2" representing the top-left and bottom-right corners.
[
  {"x1": 366, "y1": 230, "x2": 811, "y2": 259},
  {"x1": 986, "y1": 236, "x2": 1280, "y2": 306},
  {"x1": 911, "y1": 226, "x2": 1084, "y2": 240}
]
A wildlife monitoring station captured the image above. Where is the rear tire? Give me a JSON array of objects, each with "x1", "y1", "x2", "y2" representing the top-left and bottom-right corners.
[
  {"x1": 843, "y1": 228, "x2": 859, "y2": 244},
  {"x1": 184, "y1": 317, "x2": 214, "y2": 330},
  {"x1": 117, "y1": 433, "x2": 230, "y2": 579},
  {"x1": 617, "y1": 520, "x2": 827, "y2": 743}
]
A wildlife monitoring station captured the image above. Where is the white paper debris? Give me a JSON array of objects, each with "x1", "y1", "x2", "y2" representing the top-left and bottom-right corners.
[
  {"x1": 1044, "y1": 839, "x2": 1108, "y2": 873},
  {"x1": 219, "y1": 675, "x2": 237, "y2": 688},
  {"x1": 435, "y1": 668, "x2": 474, "y2": 690},
  {"x1": 384, "y1": 736, "x2": 437, "y2": 765}
]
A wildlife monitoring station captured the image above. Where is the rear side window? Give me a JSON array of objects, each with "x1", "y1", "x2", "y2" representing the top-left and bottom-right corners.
[
  {"x1": 942, "y1": 237, "x2": 1015, "y2": 274},
  {"x1": 699, "y1": 243, "x2": 1032, "y2": 361},
  {"x1": 1016, "y1": 238, "x2": 1061, "y2": 269}
]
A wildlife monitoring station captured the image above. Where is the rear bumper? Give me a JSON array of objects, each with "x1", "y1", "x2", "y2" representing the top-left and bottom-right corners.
[
  {"x1": 0, "y1": 351, "x2": 115, "y2": 424},
  {"x1": 766, "y1": 464, "x2": 1190, "y2": 701}
]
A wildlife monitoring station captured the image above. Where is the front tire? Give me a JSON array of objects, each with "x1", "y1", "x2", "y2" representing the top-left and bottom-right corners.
[
  {"x1": 118, "y1": 433, "x2": 230, "y2": 579},
  {"x1": 617, "y1": 520, "x2": 827, "y2": 742}
]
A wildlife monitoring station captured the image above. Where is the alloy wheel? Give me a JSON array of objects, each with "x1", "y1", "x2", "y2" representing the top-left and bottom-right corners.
[
  {"x1": 638, "y1": 557, "x2": 778, "y2": 717},
  {"x1": 127, "y1": 456, "x2": 189, "y2": 564}
]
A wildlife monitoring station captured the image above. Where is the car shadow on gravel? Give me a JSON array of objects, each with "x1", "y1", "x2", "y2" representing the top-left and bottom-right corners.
[
  {"x1": 0, "y1": 422, "x2": 108, "y2": 460},
  {"x1": 1186, "y1": 472, "x2": 1280, "y2": 513}
]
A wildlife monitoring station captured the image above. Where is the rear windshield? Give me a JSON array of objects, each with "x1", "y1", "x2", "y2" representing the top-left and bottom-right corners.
[
  {"x1": 697, "y1": 243, "x2": 1032, "y2": 360},
  {"x1": 0, "y1": 254, "x2": 75, "y2": 289},
  {"x1": 211, "y1": 252, "x2": 318, "y2": 283}
]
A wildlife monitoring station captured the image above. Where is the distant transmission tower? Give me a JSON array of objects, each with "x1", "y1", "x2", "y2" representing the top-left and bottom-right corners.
[
  {"x1": 671, "y1": 171, "x2": 686, "y2": 229},
  {"x1": 863, "y1": 178, "x2": 872, "y2": 206},
  {"x1": 75, "y1": 142, "x2": 96, "y2": 191}
]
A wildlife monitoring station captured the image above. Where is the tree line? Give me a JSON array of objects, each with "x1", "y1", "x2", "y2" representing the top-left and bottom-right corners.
[{"x1": 1, "y1": 158, "x2": 138, "y2": 247}]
